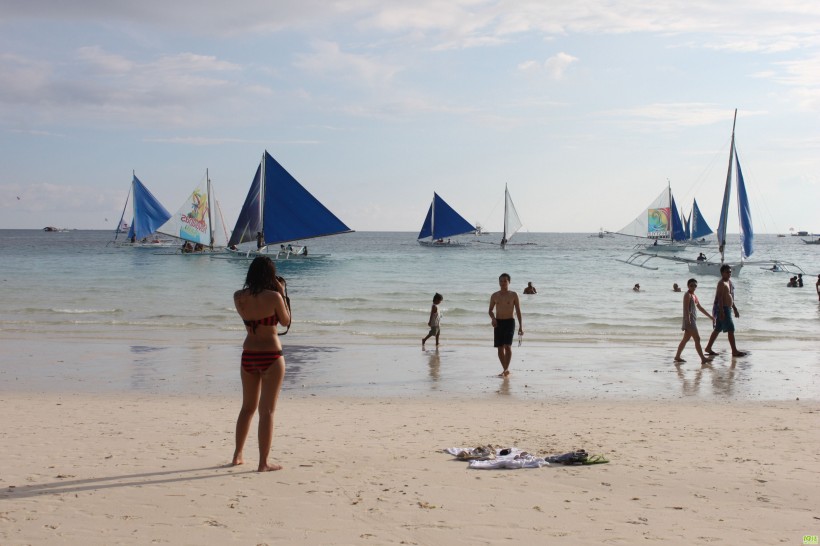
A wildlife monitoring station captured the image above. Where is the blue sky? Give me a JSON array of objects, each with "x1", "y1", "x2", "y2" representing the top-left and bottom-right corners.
[{"x1": 1, "y1": 0, "x2": 819, "y2": 233}]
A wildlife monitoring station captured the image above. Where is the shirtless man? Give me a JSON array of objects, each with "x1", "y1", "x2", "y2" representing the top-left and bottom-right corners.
[
  {"x1": 488, "y1": 273, "x2": 523, "y2": 376},
  {"x1": 704, "y1": 264, "x2": 747, "y2": 357}
]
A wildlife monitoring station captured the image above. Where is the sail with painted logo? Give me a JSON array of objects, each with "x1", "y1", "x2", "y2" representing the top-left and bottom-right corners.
[
  {"x1": 613, "y1": 184, "x2": 686, "y2": 251},
  {"x1": 157, "y1": 171, "x2": 228, "y2": 249}
]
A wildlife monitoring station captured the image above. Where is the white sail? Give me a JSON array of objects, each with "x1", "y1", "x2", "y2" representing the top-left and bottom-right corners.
[
  {"x1": 502, "y1": 185, "x2": 523, "y2": 242},
  {"x1": 157, "y1": 175, "x2": 216, "y2": 246},
  {"x1": 210, "y1": 189, "x2": 229, "y2": 248},
  {"x1": 615, "y1": 188, "x2": 670, "y2": 239}
]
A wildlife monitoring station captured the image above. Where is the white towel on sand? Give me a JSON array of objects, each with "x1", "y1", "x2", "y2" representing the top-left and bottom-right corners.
[{"x1": 444, "y1": 447, "x2": 549, "y2": 469}]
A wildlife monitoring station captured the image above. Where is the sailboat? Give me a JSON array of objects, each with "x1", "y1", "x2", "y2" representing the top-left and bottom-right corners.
[
  {"x1": 217, "y1": 151, "x2": 353, "y2": 260},
  {"x1": 111, "y1": 173, "x2": 173, "y2": 246},
  {"x1": 683, "y1": 198, "x2": 713, "y2": 245},
  {"x1": 417, "y1": 193, "x2": 475, "y2": 246},
  {"x1": 687, "y1": 110, "x2": 753, "y2": 275},
  {"x1": 499, "y1": 185, "x2": 524, "y2": 247},
  {"x1": 619, "y1": 110, "x2": 803, "y2": 275},
  {"x1": 612, "y1": 183, "x2": 687, "y2": 252},
  {"x1": 156, "y1": 170, "x2": 229, "y2": 253}
]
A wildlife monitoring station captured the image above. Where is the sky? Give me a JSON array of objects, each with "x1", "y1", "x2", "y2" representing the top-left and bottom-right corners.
[{"x1": 1, "y1": 0, "x2": 819, "y2": 234}]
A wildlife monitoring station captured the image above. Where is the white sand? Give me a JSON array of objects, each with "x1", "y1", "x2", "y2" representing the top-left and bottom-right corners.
[{"x1": 1, "y1": 393, "x2": 818, "y2": 545}]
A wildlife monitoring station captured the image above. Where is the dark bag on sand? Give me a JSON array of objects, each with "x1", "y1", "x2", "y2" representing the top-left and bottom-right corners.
[
  {"x1": 546, "y1": 449, "x2": 589, "y2": 465},
  {"x1": 276, "y1": 275, "x2": 291, "y2": 335}
]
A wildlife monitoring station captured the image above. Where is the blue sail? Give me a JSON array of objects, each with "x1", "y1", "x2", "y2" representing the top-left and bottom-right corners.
[
  {"x1": 418, "y1": 203, "x2": 434, "y2": 239},
  {"x1": 670, "y1": 193, "x2": 687, "y2": 241},
  {"x1": 417, "y1": 193, "x2": 475, "y2": 240},
  {"x1": 690, "y1": 198, "x2": 713, "y2": 240},
  {"x1": 127, "y1": 175, "x2": 171, "y2": 241},
  {"x1": 261, "y1": 151, "x2": 353, "y2": 245},
  {"x1": 735, "y1": 150, "x2": 754, "y2": 258},
  {"x1": 683, "y1": 209, "x2": 691, "y2": 240},
  {"x1": 228, "y1": 164, "x2": 262, "y2": 247}
]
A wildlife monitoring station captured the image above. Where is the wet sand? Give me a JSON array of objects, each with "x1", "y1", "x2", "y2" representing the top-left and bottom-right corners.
[{"x1": 1, "y1": 335, "x2": 817, "y2": 401}]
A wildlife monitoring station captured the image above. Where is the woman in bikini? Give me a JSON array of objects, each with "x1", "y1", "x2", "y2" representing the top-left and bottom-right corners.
[{"x1": 232, "y1": 256, "x2": 291, "y2": 472}]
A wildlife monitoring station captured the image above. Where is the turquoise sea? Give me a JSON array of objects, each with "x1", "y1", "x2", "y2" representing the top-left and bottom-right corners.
[{"x1": 1, "y1": 230, "x2": 818, "y2": 400}]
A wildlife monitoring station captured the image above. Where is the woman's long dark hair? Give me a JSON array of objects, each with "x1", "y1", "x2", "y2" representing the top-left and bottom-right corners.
[{"x1": 244, "y1": 256, "x2": 278, "y2": 295}]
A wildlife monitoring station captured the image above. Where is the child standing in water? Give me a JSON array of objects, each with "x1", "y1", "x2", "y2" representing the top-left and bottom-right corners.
[
  {"x1": 422, "y1": 293, "x2": 443, "y2": 348},
  {"x1": 674, "y1": 278, "x2": 713, "y2": 365}
]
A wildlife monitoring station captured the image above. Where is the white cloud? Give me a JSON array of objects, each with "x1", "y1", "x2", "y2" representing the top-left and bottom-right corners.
[
  {"x1": 518, "y1": 53, "x2": 578, "y2": 80},
  {"x1": 544, "y1": 52, "x2": 578, "y2": 79},
  {"x1": 0, "y1": 48, "x2": 266, "y2": 129},
  {"x1": 293, "y1": 41, "x2": 401, "y2": 88}
]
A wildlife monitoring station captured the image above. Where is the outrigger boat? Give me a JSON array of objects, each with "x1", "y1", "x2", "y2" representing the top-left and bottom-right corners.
[
  {"x1": 618, "y1": 110, "x2": 803, "y2": 276},
  {"x1": 214, "y1": 151, "x2": 353, "y2": 261},
  {"x1": 154, "y1": 170, "x2": 230, "y2": 254},
  {"x1": 417, "y1": 193, "x2": 475, "y2": 247},
  {"x1": 110, "y1": 173, "x2": 174, "y2": 247},
  {"x1": 611, "y1": 182, "x2": 688, "y2": 253}
]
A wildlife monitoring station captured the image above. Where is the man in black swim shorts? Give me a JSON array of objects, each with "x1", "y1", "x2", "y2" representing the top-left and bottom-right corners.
[{"x1": 488, "y1": 273, "x2": 524, "y2": 377}]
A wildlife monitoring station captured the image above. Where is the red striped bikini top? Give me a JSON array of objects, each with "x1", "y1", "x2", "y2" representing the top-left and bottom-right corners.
[{"x1": 243, "y1": 314, "x2": 278, "y2": 333}]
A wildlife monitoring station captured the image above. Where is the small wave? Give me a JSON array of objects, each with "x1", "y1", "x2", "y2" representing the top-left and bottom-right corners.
[{"x1": 48, "y1": 308, "x2": 122, "y2": 314}]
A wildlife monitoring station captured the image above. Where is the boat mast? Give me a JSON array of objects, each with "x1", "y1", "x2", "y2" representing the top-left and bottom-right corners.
[
  {"x1": 667, "y1": 180, "x2": 672, "y2": 243},
  {"x1": 114, "y1": 176, "x2": 132, "y2": 241},
  {"x1": 502, "y1": 184, "x2": 508, "y2": 244},
  {"x1": 717, "y1": 109, "x2": 738, "y2": 264},
  {"x1": 260, "y1": 151, "x2": 266, "y2": 246},
  {"x1": 206, "y1": 169, "x2": 214, "y2": 249},
  {"x1": 431, "y1": 193, "x2": 436, "y2": 240}
]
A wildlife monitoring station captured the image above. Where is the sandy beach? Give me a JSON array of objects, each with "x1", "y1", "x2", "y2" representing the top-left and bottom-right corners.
[{"x1": 2, "y1": 393, "x2": 818, "y2": 545}]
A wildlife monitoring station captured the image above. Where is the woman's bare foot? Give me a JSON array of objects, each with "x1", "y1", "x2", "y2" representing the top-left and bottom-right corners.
[
  {"x1": 232, "y1": 452, "x2": 244, "y2": 466},
  {"x1": 674, "y1": 357, "x2": 685, "y2": 363},
  {"x1": 258, "y1": 463, "x2": 283, "y2": 472},
  {"x1": 705, "y1": 349, "x2": 720, "y2": 355},
  {"x1": 732, "y1": 351, "x2": 748, "y2": 357}
]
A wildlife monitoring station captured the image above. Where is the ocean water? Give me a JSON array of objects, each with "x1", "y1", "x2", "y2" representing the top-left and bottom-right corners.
[{"x1": 1, "y1": 230, "x2": 818, "y2": 400}]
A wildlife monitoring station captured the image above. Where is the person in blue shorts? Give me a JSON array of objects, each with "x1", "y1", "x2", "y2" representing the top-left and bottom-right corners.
[{"x1": 704, "y1": 264, "x2": 747, "y2": 357}]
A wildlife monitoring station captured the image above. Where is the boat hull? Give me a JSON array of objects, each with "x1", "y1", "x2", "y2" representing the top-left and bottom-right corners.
[
  {"x1": 418, "y1": 240, "x2": 471, "y2": 247},
  {"x1": 687, "y1": 262, "x2": 743, "y2": 277}
]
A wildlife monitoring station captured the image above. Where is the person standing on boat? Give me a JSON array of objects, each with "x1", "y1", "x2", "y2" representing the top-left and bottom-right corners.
[
  {"x1": 674, "y1": 279, "x2": 713, "y2": 365},
  {"x1": 232, "y1": 256, "x2": 291, "y2": 472},
  {"x1": 704, "y1": 265, "x2": 747, "y2": 357},
  {"x1": 256, "y1": 231, "x2": 264, "y2": 250},
  {"x1": 489, "y1": 273, "x2": 523, "y2": 377}
]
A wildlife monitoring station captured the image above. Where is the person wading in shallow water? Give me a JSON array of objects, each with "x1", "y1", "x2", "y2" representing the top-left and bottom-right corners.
[
  {"x1": 488, "y1": 273, "x2": 523, "y2": 377},
  {"x1": 704, "y1": 264, "x2": 747, "y2": 357},
  {"x1": 673, "y1": 278, "x2": 713, "y2": 365},
  {"x1": 232, "y1": 256, "x2": 291, "y2": 472}
]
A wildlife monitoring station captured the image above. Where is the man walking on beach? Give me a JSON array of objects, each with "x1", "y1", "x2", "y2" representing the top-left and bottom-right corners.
[
  {"x1": 489, "y1": 273, "x2": 523, "y2": 376},
  {"x1": 704, "y1": 264, "x2": 747, "y2": 357}
]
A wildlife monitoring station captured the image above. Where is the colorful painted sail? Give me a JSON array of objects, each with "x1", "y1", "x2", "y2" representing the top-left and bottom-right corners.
[
  {"x1": 502, "y1": 185, "x2": 523, "y2": 243},
  {"x1": 125, "y1": 175, "x2": 172, "y2": 241},
  {"x1": 158, "y1": 172, "x2": 228, "y2": 247},
  {"x1": 616, "y1": 185, "x2": 685, "y2": 242},
  {"x1": 418, "y1": 193, "x2": 476, "y2": 241},
  {"x1": 229, "y1": 151, "x2": 353, "y2": 247}
]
